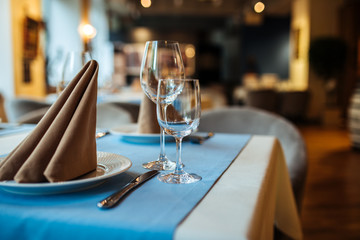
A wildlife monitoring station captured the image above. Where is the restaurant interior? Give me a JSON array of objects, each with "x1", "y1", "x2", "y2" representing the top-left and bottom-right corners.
[{"x1": 0, "y1": 0, "x2": 359, "y2": 239}]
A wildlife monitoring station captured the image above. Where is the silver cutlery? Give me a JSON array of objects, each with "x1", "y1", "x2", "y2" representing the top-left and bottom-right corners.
[
  {"x1": 95, "y1": 130, "x2": 110, "y2": 139},
  {"x1": 188, "y1": 132, "x2": 214, "y2": 144},
  {"x1": 97, "y1": 170, "x2": 159, "y2": 209}
]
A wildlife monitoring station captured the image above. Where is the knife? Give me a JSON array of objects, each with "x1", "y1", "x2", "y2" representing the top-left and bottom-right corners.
[
  {"x1": 95, "y1": 130, "x2": 110, "y2": 139},
  {"x1": 186, "y1": 132, "x2": 214, "y2": 144},
  {"x1": 97, "y1": 170, "x2": 159, "y2": 209}
]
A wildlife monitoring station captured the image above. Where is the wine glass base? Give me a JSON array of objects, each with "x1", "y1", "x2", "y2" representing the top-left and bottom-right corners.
[
  {"x1": 157, "y1": 172, "x2": 202, "y2": 184},
  {"x1": 142, "y1": 160, "x2": 176, "y2": 171}
]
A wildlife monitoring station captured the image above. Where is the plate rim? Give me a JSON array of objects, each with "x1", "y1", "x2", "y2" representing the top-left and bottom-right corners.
[
  {"x1": 0, "y1": 151, "x2": 132, "y2": 190},
  {"x1": 110, "y1": 123, "x2": 172, "y2": 142},
  {"x1": 110, "y1": 123, "x2": 160, "y2": 137}
]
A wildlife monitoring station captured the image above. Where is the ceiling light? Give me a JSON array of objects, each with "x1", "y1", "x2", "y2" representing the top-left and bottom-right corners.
[
  {"x1": 141, "y1": 0, "x2": 151, "y2": 8},
  {"x1": 254, "y1": 2, "x2": 265, "y2": 13},
  {"x1": 185, "y1": 44, "x2": 196, "y2": 58},
  {"x1": 78, "y1": 23, "x2": 97, "y2": 40}
]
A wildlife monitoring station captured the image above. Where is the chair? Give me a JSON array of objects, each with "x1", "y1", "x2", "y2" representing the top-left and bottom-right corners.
[
  {"x1": 96, "y1": 102, "x2": 139, "y2": 129},
  {"x1": 110, "y1": 102, "x2": 140, "y2": 123},
  {"x1": 6, "y1": 97, "x2": 140, "y2": 128},
  {"x1": 198, "y1": 106, "x2": 307, "y2": 213},
  {"x1": 6, "y1": 98, "x2": 51, "y2": 123},
  {"x1": 17, "y1": 108, "x2": 50, "y2": 124}
]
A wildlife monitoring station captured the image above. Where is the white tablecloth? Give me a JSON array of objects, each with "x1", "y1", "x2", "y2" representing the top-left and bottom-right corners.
[
  {"x1": 0, "y1": 132, "x2": 302, "y2": 240},
  {"x1": 176, "y1": 136, "x2": 302, "y2": 240}
]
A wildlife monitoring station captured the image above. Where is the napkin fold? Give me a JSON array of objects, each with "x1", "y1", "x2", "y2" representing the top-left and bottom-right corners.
[
  {"x1": 0, "y1": 60, "x2": 99, "y2": 183},
  {"x1": 137, "y1": 68, "x2": 160, "y2": 134},
  {"x1": 137, "y1": 94, "x2": 161, "y2": 134}
]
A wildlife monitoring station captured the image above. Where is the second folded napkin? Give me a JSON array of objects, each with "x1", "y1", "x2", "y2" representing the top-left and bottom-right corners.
[
  {"x1": 137, "y1": 94, "x2": 161, "y2": 134},
  {"x1": 0, "y1": 60, "x2": 99, "y2": 183}
]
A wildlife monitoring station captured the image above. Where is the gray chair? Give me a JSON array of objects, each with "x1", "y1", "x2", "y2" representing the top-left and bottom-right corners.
[
  {"x1": 17, "y1": 107, "x2": 50, "y2": 124},
  {"x1": 96, "y1": 102, "x2": 140, "y2": 129},
  {"x1": 6, "y1": 98, "x2": 140, "y2": 128},
  {"x1": 110, "y1": 102, "x2": 140, "y2": 123},
  {"x1": 6, "y1": 98, "x2": 51, "y2": 123},
  {"x1": 198, "y1": 106, "x2": 307, "y2": 213}
]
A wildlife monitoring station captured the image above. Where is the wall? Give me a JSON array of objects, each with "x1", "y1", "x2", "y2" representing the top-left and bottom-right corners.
[
  {"x1": 11, "y1": 0, "x2": 47, "y2": 98},
  {"x1": 43, "y1": 0, "x2": 82, "y2": 87},
  {"x1": 307, "y1": 0, "x2": 344, "y2": 121},
  {"x1": 0, "y1": 0, "x2": 14, "y2": 99},
  {"x1": 44, "y1": 0, "x2": 113, "y2": 88},
  {"x1": 89, "y1": 0, "x2": 114, "y2": 86},
  {"x1": 241, "y1": 16, "x2": 291, "y2": 80},
  {"x1": 290, "y1": 0, "x2": 310, "y2": 90},
  {"x1": 290, "y1": 0, "x2": 344, "y2": 122}
]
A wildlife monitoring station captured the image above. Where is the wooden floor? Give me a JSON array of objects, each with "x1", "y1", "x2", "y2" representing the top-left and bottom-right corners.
[{"x1": 298, "y1": 125, "x2": 360, "y2": 240}]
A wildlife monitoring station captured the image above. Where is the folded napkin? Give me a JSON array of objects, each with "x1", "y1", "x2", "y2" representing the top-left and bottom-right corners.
[
  {"x1": 137, "y1": 94, "x2": 160, "y2": 134},
  {"x1": 0, "y1": 60, "x2": 99, "y2": 183},
  {"x1": 137, "y1": 67, "x2": 160, "y2": 134}
]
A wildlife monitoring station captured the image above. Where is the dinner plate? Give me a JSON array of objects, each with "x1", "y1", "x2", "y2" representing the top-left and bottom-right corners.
[
  {"x1": 0, "y1": 152, "x2": 132, "y2": 195},
  {"x1": 110, "y1": 123, "x2": 173, "y2": 143}
]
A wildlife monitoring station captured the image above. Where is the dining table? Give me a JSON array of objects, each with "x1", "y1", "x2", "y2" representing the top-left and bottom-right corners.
[{"x1": 0, "y1": 124, "x2": 302, "y2": 240}]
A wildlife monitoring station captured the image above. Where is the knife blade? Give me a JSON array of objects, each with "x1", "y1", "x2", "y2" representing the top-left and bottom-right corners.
[{"x1": 97, "y1": 170, "x2": 159, "y2": 209}]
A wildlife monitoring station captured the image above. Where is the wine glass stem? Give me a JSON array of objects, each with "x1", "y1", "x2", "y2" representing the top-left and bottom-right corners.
[
  {"x1": 174, "y1": 137, "x2": 185, "y2": 175},
  {"x1": 159, "y1": 128, "x2": 167, "y2": 162}
]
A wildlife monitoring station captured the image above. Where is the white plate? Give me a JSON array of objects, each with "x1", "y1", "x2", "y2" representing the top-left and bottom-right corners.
[
  {"x1": 110, "y1": 123, "x2": 173, "y2": 143},
  {"x1": 0, "y1": 152, "x2": 132, "y2": 195}
]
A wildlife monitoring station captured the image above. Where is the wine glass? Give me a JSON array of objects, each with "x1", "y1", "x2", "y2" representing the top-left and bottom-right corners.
[
  {"x1": 156, "y1": 79, "x2": 202, "y2": 184},
  {"x1": 57, "y1": 51, "x2": 92, "y2": 94},
  {"x1": 140, "y1": 40, "x2": 185, "y2": 170}
]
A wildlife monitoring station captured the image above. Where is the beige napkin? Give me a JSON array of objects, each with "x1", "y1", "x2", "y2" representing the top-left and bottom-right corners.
[
  {"x1": 137, "y1": 94, "x2": 161, "y2": 134},
  {"x1": 137, "y1": 67, "x2": 160, "y2": 134},
  {"x1": 0, "y1": 60, "x2": 99, "y2": 183}
]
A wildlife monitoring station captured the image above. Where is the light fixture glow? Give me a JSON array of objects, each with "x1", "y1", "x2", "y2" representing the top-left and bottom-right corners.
[
  {"x1": 174, "y1": 0, "x2": 183, "y2": 7},
  {"x1": 141, "y1": 0, "x2": 151, "y2": 8},
  {"x1": 254, "y1": 2, "x2": 265, "y2": 13},
  {"x1": 78, "y1": 23, "x2": 97, "y2": 40},
  {"x1": 185, "y1": 44, "x2": 195, "y2": 58}
]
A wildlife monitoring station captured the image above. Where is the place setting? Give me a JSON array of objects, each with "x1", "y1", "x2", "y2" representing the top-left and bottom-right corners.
[
  {"x1": 0, "y1": 40, "x2": 230, "y2": 216},
  {"x1": 0, "y1": 40, "x2": 208, "y2": 197},
  {"x1": 0, "y1": 39, "x2": 302, "y2": 240},
  {"x1": 0, "y1": 60, "x2": 131, "y2": 195},
  {"x1": 2, "y1": 0, "x2": 335, "y2": 237}
]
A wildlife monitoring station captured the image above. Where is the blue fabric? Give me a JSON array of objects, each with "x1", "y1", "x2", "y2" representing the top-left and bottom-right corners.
[
  {"x1": 0, "y1": 124, "x2": 34, "y2": 136},
  {"x1": 0, "y1": 133, "x2": 251, "y2": 240}
]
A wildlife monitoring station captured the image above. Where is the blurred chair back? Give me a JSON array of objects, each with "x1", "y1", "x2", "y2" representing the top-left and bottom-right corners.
[
  {"x1": 110, "y1": 102, "x2": 140, "y2": 123},
  {"x1": 7, "y1": 98, "x2": 51, "y2": 123},
  {"x1": 96, "y1": 102, "x2": 139, "y2": 129},
  {"x1": 198, "y1": 106, "x2": 307, "y2": 213},
  {"x1": 0, "y1": 93, "x2": 8, "y2": 122},
  {"x1": 245, "y1": 89, "x2": 278, "y2": 113},
  {"x1": 6, "y1": 98, "x2": 140, "y2": 128}
]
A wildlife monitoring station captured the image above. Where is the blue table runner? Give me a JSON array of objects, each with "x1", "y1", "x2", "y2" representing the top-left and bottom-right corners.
[
  {"x1": 0, "y1": 133, "x2": 251, "y2": 240},
  {"x1": 0, "y1": 124, "x2": 34, "y2": 136}
]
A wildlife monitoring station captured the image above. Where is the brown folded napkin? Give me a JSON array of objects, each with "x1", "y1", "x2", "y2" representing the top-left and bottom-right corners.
[
  {"x1": 0, "y1": 60, "x2": 99, "y2": 183},
  {"x1": 137, "y1": 94, "x2": 161, "y2": 134},
  {"x1": 137, "y1": 67, "x2": 160, "y2": 134}
]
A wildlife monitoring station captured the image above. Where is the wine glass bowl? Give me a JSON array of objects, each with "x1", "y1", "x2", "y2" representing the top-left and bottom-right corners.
[
  {"x1": 157, "y1": 79, "x2": 201, "y2": 184},
  {"x1": 140, "y1": 40, "x2": 185, "y2": 171},
  {"x1": 141, "y1": 41, "x2": 185, "y2": 102},
  {"x1": 57, "y1": 51, "x2": 92, "y2": 94}
]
